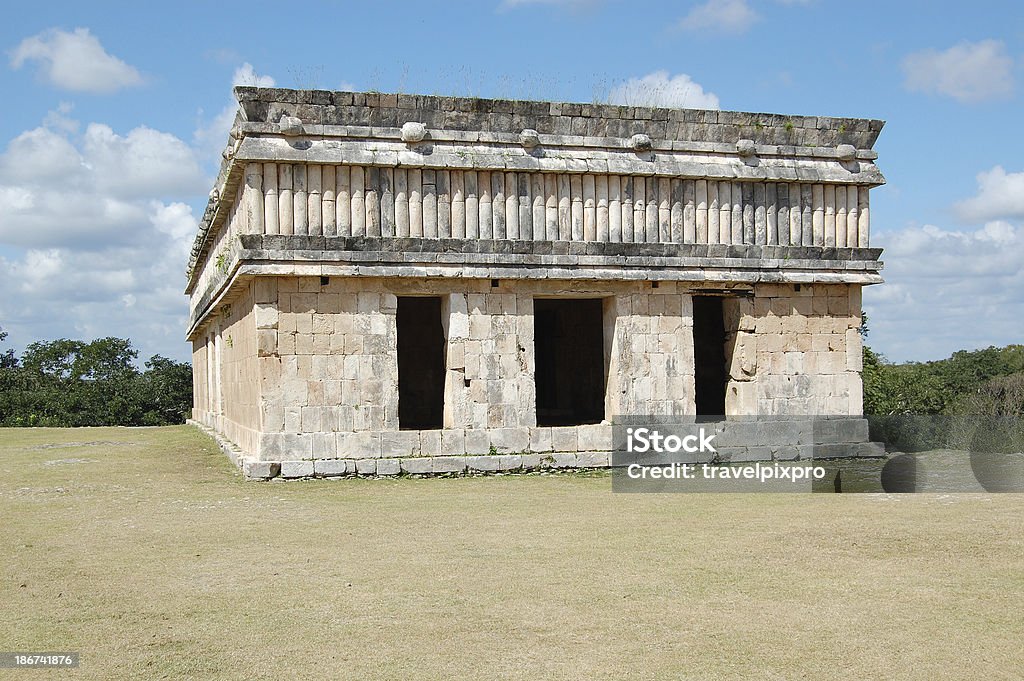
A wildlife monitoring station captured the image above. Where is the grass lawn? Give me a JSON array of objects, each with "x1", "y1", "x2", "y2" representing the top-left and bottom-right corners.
[{"x1": 2, "y1": 426, "x2": 1022, "y2": 679}]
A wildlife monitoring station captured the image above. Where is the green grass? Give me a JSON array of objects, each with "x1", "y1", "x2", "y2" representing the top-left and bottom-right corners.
[{"x1": 2, "y1": 426, "x2": 1023, "y2": 679}]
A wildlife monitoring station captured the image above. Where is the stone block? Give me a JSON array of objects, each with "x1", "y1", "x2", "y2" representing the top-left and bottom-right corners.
[
  {"x1": 401, "y1": 457, "x2": 433, "y2": 474},
  {"x1": 488, "y1": 427, "x2": 530, "y2": 452},
  {"x1": 440, "y1": 429, "x2": 466, "y2": 455},
  {"x1": 376, "y1": 458, "x2": 401, "y2": 476},
  {"x1": 464, "y1": 429, "x2": 491, "y2": 455},
  {"x1": 419, "y1": 430, "x2": 442, "y2": 456},
  {"x1": 432, "y1": 456, "x2": 466, "y2": 474},
  {"x1": 521, "y1": 453, "x2": 541, "y2": 470},
  {"x1": 497, "y1": 454, "x2": 523, "y2": 471},
  {"x1": 576, "y1": 424, "x2": 612, "y2": 451},
  {"x1": 243, "y1": 460, "x2": 281, "y2": 480},
  {"x1": 466, "y1": 455, "x2": 501, "y2": 471},
  {"x1": 314, "y1": 459, "x2": 353, "y2": 476},
  {"x1": 550, "y1": 427, "x2": 578, "y2": 452},
  {"x1": 337, "y1": 431, "x2": 381, "y2": 458},
  {"x1": 355, "y1": 459, "x2": 378, "y2": 475},
  {"x1": 576, "y1": 451, "x2": 610, "y2": 468},
  {"x1": 529, "y1": 427, "x2": 552, "y2": 452},
  {"x1": 311, "y1": 432, "x2": 337, "y2": 459},
  {"x1": 381, "y1": 430, "x2": 420, "y2": 457},
  {"x1": 281, "y1": 460, "x2": 314, "y2": 478},
  {"x1": 549, "y1": 453, "x2": 578, "y2": 468}
]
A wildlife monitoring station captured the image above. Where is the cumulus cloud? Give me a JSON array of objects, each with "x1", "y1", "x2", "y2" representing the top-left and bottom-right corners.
[
  {"x1": 678, "y1": 0, "x2": 758, "y2": 34},
  {"x1": 0, "y1": 110, "x2": 202, "y2": 362},
  {"x1": 194, "y1": 63, "x2": 278, "y2": 167},
  {"x1": 953, "y1": 166, "x2": 1024, "y2": 223},
  {"x1": 902, "y1": 40, "x2": 1014, "y2": 103},
  {"x1": 0, "y1": 113, "x2": 206, "y2": 248},
  {"x1": 9, "y1": 27, "x2": 143, "y2": 94},
  {"x1": 865, "y1": 221, "x2": 1024, "y2": 362},
  {"x1": 232, "y1": 62, "x2": 275, "y2": 88},
  {"x1": 608, "y1": 70, "x2": 720, "y2": 109}
]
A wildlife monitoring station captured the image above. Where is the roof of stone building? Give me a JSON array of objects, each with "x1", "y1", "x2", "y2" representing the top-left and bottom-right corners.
[{"x1": 187, "y1": 87, "x2": 885, "y2": 284}]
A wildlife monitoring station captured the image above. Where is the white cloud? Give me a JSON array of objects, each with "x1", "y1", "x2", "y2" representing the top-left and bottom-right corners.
[
  {"x1": 954, "y1": 166, "x2": 1024, "y2": 223},
  {"x1": 0, "y1": 114, "x2": 206, "y2": 249},
  {"x1": 9, "y1": 27, "x2": 143, "y2": 94},
  {"x1": 608, "y1": 70, "x2": 720, "y2": 109},
  {"x1": 195, "y1": 63, "x2": 279, "y2": 167},
  {"x1": 0, "y1": 110, "x2": 203, "y2": 362},
  {"x1": 902, "y1": 40, "x2": 1014, "y2": 103},
  {"x1": 82, "y1": 123, "x2": 206, "y2": 199},
  {"x1": 865, "y1": 221, "x2": 1024, "y2": 362},
  {"x1": 678, "y1": 0, "x2": 758, "y2": 34},
  {"x1": 232, "y1": 62, "x2": 275, "y2": 88}
]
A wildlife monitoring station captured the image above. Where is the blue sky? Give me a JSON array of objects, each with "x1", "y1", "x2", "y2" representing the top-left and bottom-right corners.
[{"x1": 0, "y1": 0, "x2": 1021, "y2": 364}]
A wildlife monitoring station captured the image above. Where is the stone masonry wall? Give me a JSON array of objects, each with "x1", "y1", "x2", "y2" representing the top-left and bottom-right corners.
[
  {"x1": 725, "y1": 283, "x2": 863, "y2": 416},
  {"x1": 215, "y1": 275, "x2": 867, "y2": 476},
  {"x1": 193, "y1": 282, "x2": 262, "y2": 455}
]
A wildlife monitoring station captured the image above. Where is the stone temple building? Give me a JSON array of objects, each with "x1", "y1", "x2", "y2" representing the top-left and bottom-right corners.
[{"x1": 186, "y1": 87, "x2": 885, "y2": 479}]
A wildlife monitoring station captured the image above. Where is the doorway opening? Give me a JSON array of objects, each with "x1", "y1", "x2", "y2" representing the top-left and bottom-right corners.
[
  {"x1": 534, "y1": 298, "x2": 605, "y2": 426},
  {"x1": 397, "y1": 296, "x2": 445, "y2": 429},
  {"x1": 693, "y1": 296, "x2": 728, "y2": 417}
]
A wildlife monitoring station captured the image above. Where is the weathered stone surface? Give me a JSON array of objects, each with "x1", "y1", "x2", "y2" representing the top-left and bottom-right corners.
[
  {"x1": 243, "y1": 460, "x2": 280, "y2": 480},
  {"x1": 401, "y1": 121, "x2": 427, "y2": 143},
  {"x1": 281, "y1": 460, "x2": 314, "y2": 478},
  {"x1": 314, "y1": 459, "x2": 353, "y2": 476}
]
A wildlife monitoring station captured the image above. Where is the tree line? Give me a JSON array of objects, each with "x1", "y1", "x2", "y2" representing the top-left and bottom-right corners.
[{"x1": 0, "y1": 329, "x2": 192, "y2": 427}]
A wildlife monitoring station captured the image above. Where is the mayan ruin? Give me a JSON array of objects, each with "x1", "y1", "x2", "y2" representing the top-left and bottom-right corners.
[{"x1": 186, "y1": 87, "x2": 886, "y2": 479}]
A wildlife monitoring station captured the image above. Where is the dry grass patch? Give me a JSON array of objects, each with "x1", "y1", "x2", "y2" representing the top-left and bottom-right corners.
[{"x1": 1, "y1": 426, "x2": 1022, "y2": 679}]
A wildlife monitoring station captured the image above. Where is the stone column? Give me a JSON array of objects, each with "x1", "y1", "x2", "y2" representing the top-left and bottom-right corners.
[
  {"x1": 423, "y1": 169, "x2": 438, "y2": 238},
  {"x1": 608, "y1": 175, "x2": 622, "y2": 243},
  {"x1": 307, "y1": 165, "x2": 322, "y2": 237},
  {"x1": 504, "y1": 172, "x2": 518, "y2": 239},
  {"x1": 451, "y1": 171, "x2": 466, "y2": 238},
  {"x1": 823, "y1": 184, "x2": 836, "y2": 247},
  {"x1": 596, "y1": 175, "x2": 610, "y2": 242},
  {"x1": 322, "y1": 166, "x2": 336, "y2": 237},
  {"x1": 350, "y1": 166, "x2": 365, "y2": 236},
  {"x1": 293, "y1": 164, "x2": 308, "y2": 236},
  {"x1": 278, "y1": 164, "x2": 293, "y2": 236},
  {"x1": 409, "y1": 169, "x2": 423, "y2": 238},
  {"x1": 657, "y1": 176, "x2": 671, "y2": 243},
  {"x1": 465, "y1": 171, "x2": 479, "y2": 239},
  {"x1": 559, "y1": 174, "x2": 573, "y2": 241},
  {"x1": 477, "y1": 170, "x2": 491, "y2": 239},
  {"x1": 336, "y1": 166, "x2": 351, "y2": 237},
  {"x1": 438, "y1": 170, "x2": 452, "y2": 238},
  {"x1": 531, "y1": 173, "x2": 545, "y2": 240},
  {"x1": 584, "y1": 174, "x2": 597, "y2": 241},
  {"x1": 835, "y1": 186, "x2": 847, "y2": 248},
  {"x1": 263, "y1": 162, "x2": 278, "y2": 235}
]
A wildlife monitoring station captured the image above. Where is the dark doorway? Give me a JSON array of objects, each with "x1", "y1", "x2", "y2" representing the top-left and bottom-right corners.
[
  {"x1": 534, "y1": 298, "x2": 605, "y2": 426},
  {"x1": 397, "y1": 297, "x2": 445, "y2": 429},
  {"x1": 693, "y1": 296, "x2": 727, "y2": 417}
]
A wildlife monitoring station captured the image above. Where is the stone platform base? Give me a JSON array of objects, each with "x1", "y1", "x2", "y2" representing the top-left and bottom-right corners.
[{"x1": 190, "y1": 419, "x2": 884, "y2": 481}]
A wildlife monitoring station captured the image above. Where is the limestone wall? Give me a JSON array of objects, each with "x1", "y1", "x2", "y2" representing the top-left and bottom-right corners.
[
  {"x1": 238, "y1": 275, "x2": 863, "y2": 470},
  {"x1": 726, "y1": 283, "x2": 863, "y2": 416},
  {"x1": 239, "y1": 162, "x2": 870, "y2": 248},
  {"x1": 192, "y1": 282, "x2": 262, "y2": 455}
]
